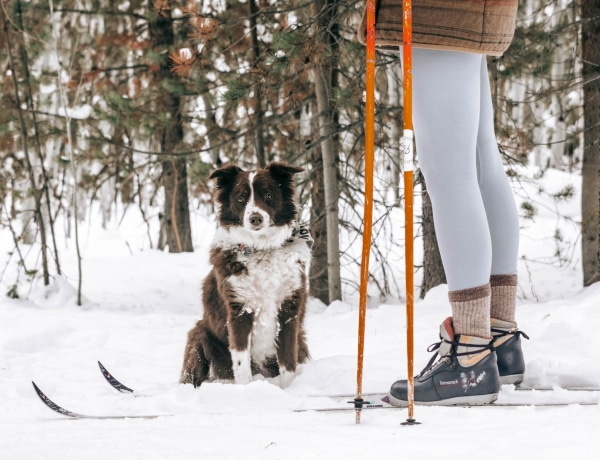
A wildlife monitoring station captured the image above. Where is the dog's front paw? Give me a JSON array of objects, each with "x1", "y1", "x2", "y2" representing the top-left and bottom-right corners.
[
  {"x1": 278, "y1": 368, "x2": 295, "y2": 389},
  {"x1": 234, "y1": 372, "x2": 252, "y2": 385},
  {"x1": 231, "y1": 349, "x2": 253, "y2": 384}
]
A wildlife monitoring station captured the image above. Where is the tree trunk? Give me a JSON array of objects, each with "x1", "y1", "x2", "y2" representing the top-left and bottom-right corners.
[
  {"x1": 1, "y1": 5, "x2": 50, "y2": 285},
  {"x1": 248, "y1": 0, "x2": 267, "y2": 167},
  {"x1": 419, "y1": 173, "x2": 447, "y2": 298},
  {"x1": 314, "y1": 67, "x2": 342, "y2": 302},
  {"x1": 312, "y1": 0, "x2": 342, "y2": 302},
  {"x1": 548, "y1": 1, "x2": 570, "y2": 168},
  {"x1": 581, "y1": 0, "x2": 600, "y2": 286},
  {"x1": 150, "y1": 3, "x2": 193, "y2": 253},
  {"x1": 308, "y1": 131, "x2": 330, "y2": 304},
  {"x1": 387, "y1": 60, "x2": 403, "y2": 206},
  {"x1": 162, "y1": 158, "x2": 193, "y2": 252},
  {"x1": 201, "y1": 93, "x2": 221, "y2": 166}
]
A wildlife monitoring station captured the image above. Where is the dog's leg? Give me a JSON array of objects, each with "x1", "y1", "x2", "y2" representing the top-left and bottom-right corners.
[
  {"x1": 180, "y1": 320, "x2": 211, "y2": 387},
  {"x1": 276, "y1": 291, "x2": 305, "y2": 388},
  {"x1": 227, "y1": 303, "x2": 255, "y2": 384},
  {"x1": 230, "y1": 342, "x2": 252, "y2": 384}
]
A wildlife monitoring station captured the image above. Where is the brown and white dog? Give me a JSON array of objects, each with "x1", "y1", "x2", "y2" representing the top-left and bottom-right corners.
[{"x1": 180, "y1": 162, "x2": 311, "y2": 388}]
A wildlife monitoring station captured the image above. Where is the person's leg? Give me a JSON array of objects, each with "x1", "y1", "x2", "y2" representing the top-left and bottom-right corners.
[
  {"x1": 412, "y1": 48, "x2": 491, "y2": 339},
  {"x1": 388, "y1": 49, "x2": 500, "y2": 406},
  {"x1": 413, "y1": 49, "x2": 491, "y2": 292},
  {"x1": 475, "y1": 55, "x2": 520, "y2": 323},
  {"x1": 474, "y1": 57, "x2": 526, "y2": 384}
]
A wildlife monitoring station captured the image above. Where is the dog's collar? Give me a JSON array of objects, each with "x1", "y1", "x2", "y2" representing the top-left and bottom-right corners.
[
  {"x1": 288, "y1": 221, "x2": 314, "y2": 248},
  {"x1": 236, "y1": 243, "x2": 254, "y2": 256},
  {"x1": 234, "y1": 222, "x2": 313, "y2": 256}
]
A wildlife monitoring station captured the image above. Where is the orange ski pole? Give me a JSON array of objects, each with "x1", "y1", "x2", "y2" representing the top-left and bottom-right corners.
[
  {"x1": 355, "y1": 0, "x2": 376, "y2": 425},
  {"x1": 400, "y1": 0, "x2": 419, "y2": 426}
]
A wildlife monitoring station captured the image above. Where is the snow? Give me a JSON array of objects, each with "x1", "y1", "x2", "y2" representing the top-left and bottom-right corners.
[{"x1": 1, "y1": 167, "x2": 600, "y2": 459}]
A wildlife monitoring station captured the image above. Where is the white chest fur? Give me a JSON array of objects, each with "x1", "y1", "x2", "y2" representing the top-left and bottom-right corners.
[{"x1": 228, "y1": 242, "x2": 308, "y2": 364}]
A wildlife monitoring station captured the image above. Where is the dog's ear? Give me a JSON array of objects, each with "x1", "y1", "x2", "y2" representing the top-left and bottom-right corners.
[
  {"x1": 208, "y1": 163, "x2": 243, "y2": 188},
  {"x1": 266, "y1": 162, "x2": 304, "y2": 183}
]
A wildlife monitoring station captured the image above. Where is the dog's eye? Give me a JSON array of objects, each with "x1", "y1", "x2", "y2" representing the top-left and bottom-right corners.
[
  {"x1": 264, "y1": 193, "x2": 272, "y2": 201},
  {"x1": 237, "y1": 195, "x2": 245, "y2": 203}
]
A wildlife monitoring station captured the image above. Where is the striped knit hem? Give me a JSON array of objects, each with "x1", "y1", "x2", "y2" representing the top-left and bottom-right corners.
[
  {"x1": 449, "y1": 283, "x2": 491, "y2": 339},
  {"x1": 490, "y1": 274, "x2": 518, "y2": 322}
]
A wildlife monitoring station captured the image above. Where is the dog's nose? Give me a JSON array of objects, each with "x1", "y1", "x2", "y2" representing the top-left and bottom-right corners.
[{"x1": 249, "y1": 213, "x2": 263, "y2": 227}]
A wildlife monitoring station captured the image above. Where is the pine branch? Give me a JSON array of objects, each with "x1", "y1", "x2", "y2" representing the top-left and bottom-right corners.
[
  {"x1": 169, "y1": 48, "x2": 197, "y2": 77},
  {"x1": 154, "y1": 0, "x2": 170, "y2": 18}
]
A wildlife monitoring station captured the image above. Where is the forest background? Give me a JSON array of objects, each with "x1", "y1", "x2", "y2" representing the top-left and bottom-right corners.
[{"x1": 1, "y1": 0, "x2": 599, "y2": 306}]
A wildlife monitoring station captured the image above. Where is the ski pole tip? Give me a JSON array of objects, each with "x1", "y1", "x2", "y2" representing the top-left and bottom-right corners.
[{"x1": 401, "y1": 417, "x2": 421, "y2": 426}]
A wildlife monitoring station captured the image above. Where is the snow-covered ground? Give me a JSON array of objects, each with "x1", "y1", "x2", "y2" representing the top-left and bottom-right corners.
[{"x1": 1, "y1": 167, "x2": 599, "y2": 459}]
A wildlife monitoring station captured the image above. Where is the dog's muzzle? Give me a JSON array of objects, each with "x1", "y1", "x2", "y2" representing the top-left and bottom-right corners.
[{"x1": 245, "y1": 209, "x2": 270, "y2": 231}]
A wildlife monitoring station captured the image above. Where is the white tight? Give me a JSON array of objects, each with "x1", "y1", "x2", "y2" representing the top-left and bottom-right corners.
[{"x1": 409, "y1": 48, "x2": 519, "y2": 291}]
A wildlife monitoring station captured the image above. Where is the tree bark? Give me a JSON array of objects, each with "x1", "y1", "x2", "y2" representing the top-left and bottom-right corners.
[
  {"x1": 419, "y1": 173, "x2": 446, "y2": 298},
  {"x1": 581, "y1": 0, "x2": 600, "y2": 286},
  {"x1": 1, "y1": 4, "x2": 50, "y2": 285},
  {"x1": 387, "y1": 61, "x2": 403, "y2": 206},
  {"x1": 149, "y1": 3, "x2": 193, "y2": 253},
  {"x1": 248, "y1": 0, "x2": 267, "y2": 167},
  {"x1": 162, "y1": 158, "x2": 193, "y2": 252},
  {"x1": 312, "y1": 0, "x2": 342, "y2": 302},
  {"x1": 308, "y1": 133, "x2": 330, "y2": 304}
]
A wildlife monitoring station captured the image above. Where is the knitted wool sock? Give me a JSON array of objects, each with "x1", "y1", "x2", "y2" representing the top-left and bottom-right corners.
[
  {"x1": 490, "y1": 274, "x2": 518, "y2": 323},
  {"x1": 448, "y1": 283, "x2": 491, "y2": 339}
]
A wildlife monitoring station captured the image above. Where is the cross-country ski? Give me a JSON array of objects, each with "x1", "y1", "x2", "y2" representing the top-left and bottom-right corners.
[
  {"x1": 31, "y1": 382, "x2": 165, "y2": 420},
  {"x1": 32, "y1": 369, "x2": 600, "y2": 420},
  {"x1": 96, "y1": 360, "x2": 600, "y2": 399}
]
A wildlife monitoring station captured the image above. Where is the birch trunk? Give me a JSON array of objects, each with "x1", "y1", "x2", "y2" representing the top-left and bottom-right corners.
[
  {"x1": 549, "y1": 0, "x2": 568, "y2": 167},
  {"x1": 387, "y1": 62, "x2": 402, "y2": 206}
]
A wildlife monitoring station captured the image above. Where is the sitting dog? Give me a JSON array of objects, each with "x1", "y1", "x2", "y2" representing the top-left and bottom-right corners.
[{"x1": 180, "y1": 162, "x2": 311, "y2": 388}]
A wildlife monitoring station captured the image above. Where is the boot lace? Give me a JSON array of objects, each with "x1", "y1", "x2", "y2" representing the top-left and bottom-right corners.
[
  {"x1": 417, "y1": 337, "x2": 493, "y2": 379},
  {"x1": 491, "y1": 327, "x2": 530, "y2": 346}
]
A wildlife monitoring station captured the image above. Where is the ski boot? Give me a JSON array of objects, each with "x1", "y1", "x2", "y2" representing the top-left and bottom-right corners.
[
  {"x1": 491, "y1": 318, "x2": 529, "y2": 385},
  {"x1": 388, "y1": 317, "x2": 501, "y2": 406}
]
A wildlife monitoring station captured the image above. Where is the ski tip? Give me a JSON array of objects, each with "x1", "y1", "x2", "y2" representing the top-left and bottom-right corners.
[
  {"x1": 31, "y1": 381, "x2": 60, "y2": 412},
  {"x1": 32, "y1": 378, "x2": 164, "y2": 419},
  {"x1": 32, "y1": 381, "x2": 55, "y2": 404},
  {"x1": 32, "y1": 381, "x2": 44, "y2": 396},
  {"x1": 97, "y1": 361, "x2": 135, "y2": 393}
]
